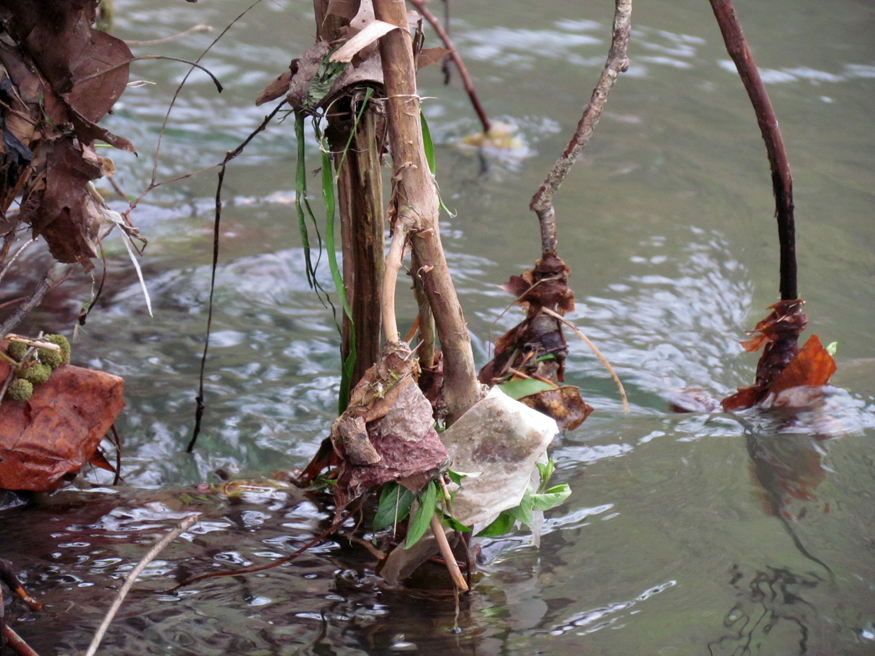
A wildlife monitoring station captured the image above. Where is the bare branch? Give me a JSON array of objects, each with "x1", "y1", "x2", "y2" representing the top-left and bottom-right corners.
[
  {"x1": 530, "y1": 0, "x2": 632, "y2": 258},
  {"x1": 708, "y1": 0, "x2": 797, "y2": 300}
]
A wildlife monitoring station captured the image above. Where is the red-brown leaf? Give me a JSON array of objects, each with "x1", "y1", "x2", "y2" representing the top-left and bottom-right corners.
[
  {"x1": 0, "y1": 359, "x2": 125, "y2": 493},
  {"x1": 769, "y1": 334, "x2": 837, "y2": 396}
]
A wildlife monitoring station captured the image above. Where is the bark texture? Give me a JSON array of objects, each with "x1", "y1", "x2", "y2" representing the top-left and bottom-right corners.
[{"x1": 374, "y1": 0, "x2": 480, "y2": 423}]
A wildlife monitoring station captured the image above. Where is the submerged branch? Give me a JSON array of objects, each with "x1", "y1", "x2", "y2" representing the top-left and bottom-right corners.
[
  {"x1": 708, "y1": 0, "x2": 797, "y2": 301},
  {"x1": 529, "y1": 0, "x2": 632, "y2": 258}
]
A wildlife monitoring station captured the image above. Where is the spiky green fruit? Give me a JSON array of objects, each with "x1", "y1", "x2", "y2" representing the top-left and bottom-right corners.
[
  {"x1": 44, "y1": 334, "x2": 71, "y2": 365},
  {"x1": 7, "y1": 378, "x2": 33, "y2": 402},
  {"x1": 6, "y1": 341, "x2": 27, "y2": 361},
  {"x1": 20, "y1": 363, "x2": 52, "y2": 385},
  {"x1": 38, "y1": 347, "x2": 64, "y2": 370}
]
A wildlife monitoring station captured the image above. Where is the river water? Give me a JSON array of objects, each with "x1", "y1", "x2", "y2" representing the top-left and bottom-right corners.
[{"x1": 2, "y1": 0, "x2": 874, "y2": 654}]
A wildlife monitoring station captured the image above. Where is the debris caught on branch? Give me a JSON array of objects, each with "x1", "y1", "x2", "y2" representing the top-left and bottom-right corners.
[
  {"x1": 706, "y1": 1, "x2": 837, "y2": 409},
  {"x1": 479, "y1": 0, "x2": 631, "y2": 428}
]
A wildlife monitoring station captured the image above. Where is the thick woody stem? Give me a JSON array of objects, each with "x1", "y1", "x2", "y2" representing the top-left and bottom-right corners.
[
  {"x1": 374, "y1": 0, "x2": 480, "y2": 423},
  {"x1": 407, "y1": 0, "x2": 491, "y2": 133},
  {"x1": 530, "y1": 0, "x2": 632, "y2": 258},
  {"x1": 708, "y1": 0, "x2": 797, "y2": 301}
]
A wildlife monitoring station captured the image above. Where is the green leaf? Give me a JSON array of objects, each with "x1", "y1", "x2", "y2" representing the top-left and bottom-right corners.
[
  {"x1": 373, "y1": 483, "x2": 416, "y2": 531},
  {"x1": 447, "y1": 469, "x2": 480, "y2": 486},
  {"x1": 314, "y1": 119, "x2": 356, "y2": 413},
  {"x1": 534, "y1": 353, "x2": 557, "y2": 362},
  {"x1": 476, "y1": 511, "x2": 516, "y2": 537},
  {"x1": 419, "y1": 112, "x2": 455, "y2": 217},
  {"x1": 498, "y1": 378, "x2": 556, "y2": 400},
  {"x1": 506, "y1": 487, "x2": 535, "y2": 527},
  {"x1": 294, "y1": 112, "x2": 319, "y2": 290},
  {"x1": 420, "y1": 111, "x2": 436, "y2": 174},
  {"x1": 405, "y1": 481, "x2": 438, "y2": 549},
  {"x1": 537, "y1": 458, "x2": 556, "y2": 492},
  {"x1": 826, "y1": 341, "x2": 838, "y2": 356},
  {"x1": 530, "y1": 483, "x2": 571, "y2": 511},
  {"x1": 441, "y1": 514, "x2": 472, "y2": 533}
]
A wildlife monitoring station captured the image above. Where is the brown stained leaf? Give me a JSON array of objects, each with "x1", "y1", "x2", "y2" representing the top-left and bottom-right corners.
[
  {"x1": 255, "y1": 61, "x2": 298, "y2": 106},
  {"x1": 333, "y1": 376, "x2": 448, "y2": 514},
  {"x1": 330, "y1": 19, "x2": 398, "y2": 63},
  {"x1": 518, "y1": 385, "x2": 593, "y2": 432},
  {"x1": 10, "y1": 3, "x2": 93, "y2": 95},
  {"x1": 0, "y1": 358, "x2": 125, "y2": 493},
  {"x1": 325, "y1": 0, "x2": 359, "y2": 22},
  {"x1": 67, "y1": 29, "x2": 133, "y2": 123},
  {"x1": 768, "y1": 334, "x2": 836, "y2": 397},
  {"x1": 337, "y1": 415, "x2": 380, "y2": 465},
  {"x1": 721, "y1": 300, "x2": 810, "y2": 411},
  {"x1": 346, "y1": 344, "x2": 417, "y2": 423},
  {"x1": 721, "y1": 384, "x2": 765, "y2": 412},
  {"x1": 479, "y1": 309, "x2": 568, "y2": 386},
  {"x1": 287, "y1": 40, "x2": 385, "y2": 115},
  {"x1": 22, "y1": 138, "x2": 103, "y2": 264},
  {"x1": 416, "y1": 47, "x2": 452, "y2": 70}
]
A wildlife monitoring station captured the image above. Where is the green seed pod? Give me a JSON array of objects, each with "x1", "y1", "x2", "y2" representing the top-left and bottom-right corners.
[
  {"x1": 44, "y1": 334, "x2": 71, "y2": 365},
  {"x1": 6, "y1": 341, "x2": 27, "y2": 361},
  {"x1": 21, "y1": 362, "x2": 52, "y2": 385},
  {"x1": 38, "y1": 347, "x2": 64, "y2": 370},
  {"x1": 7, "y1": 378, "x2": 33, "y2": 402}
]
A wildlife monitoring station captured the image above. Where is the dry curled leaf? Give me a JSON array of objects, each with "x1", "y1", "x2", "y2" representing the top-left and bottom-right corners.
[{"x1": 0, "y1": 356, "x2": 125, "y2": 493}]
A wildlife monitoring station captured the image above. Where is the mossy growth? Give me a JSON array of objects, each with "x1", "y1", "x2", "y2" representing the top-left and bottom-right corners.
[{"x1": 7, "y1": 378, "x2": 33, "y2": 402}]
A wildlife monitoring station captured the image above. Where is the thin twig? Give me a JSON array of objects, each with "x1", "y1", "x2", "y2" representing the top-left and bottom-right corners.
[
  {"x1": 708, "y1": 0, "x2": 796, "y2": 300},
  {"x1": 125, "y1": 24, "x2": 214, "y2": 47},
  {"x1": 541, "y1": 307, "x2": 629, "y2": 414},
  {"x1": 407, "y1": 0, "x2": 490, "y2": 133},
  {"x1": 0, "y1": 267, "x2": 69, "y2": 338},
  {"x1": 84, "y1": 514, "x2": 200, "y2": 656},
  {"x1": 186, "y1": 101, "x2": 287, "y2": 453},
  {"x1": 169, "y1": 505, "x2": 358, "y2": 591},
  {"x1": 0, "y1": 238, "x2": 36, "y2": 287},
  {"x1": 76, "y1": 56, "x2": 223, "y2": 92},
  {"x1": 530, "y1": 0, "x2": 632, "y2": 258},
  {"x1": 429, "y1": 514, "x2": 468, "y2": 592}
]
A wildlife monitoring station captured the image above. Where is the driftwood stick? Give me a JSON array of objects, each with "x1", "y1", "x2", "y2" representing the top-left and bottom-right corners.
[
  {"x1": 708, "y1": 0, "x2": 797, "y2": 301},
  {"x1": 430, "y1": 514, "x2": 468, "y2": 592},
  {"x1": 407, "y1": 0, "x2": 491, "y2": 133},
  {"x1": 374, "y1": 0, "x2": 480, "y2": 423},
  {"x1": 2, "y1": 625, "x2": 41, "y2": 656},
  {"x1": 530, "y1": 0, "x2": 632, "y2": 258},
  {"x1": 84, "y1": 514, "x2": 199, "y2": 656}
]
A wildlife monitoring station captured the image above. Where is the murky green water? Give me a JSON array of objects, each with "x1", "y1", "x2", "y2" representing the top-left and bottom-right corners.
[{"x1": 3, "y1": 0, "x2": 875, "y2": 654}]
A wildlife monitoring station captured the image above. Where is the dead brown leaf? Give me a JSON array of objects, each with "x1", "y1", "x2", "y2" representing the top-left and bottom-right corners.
[
  {"x1": 0, "y1": 357, "x2": 125, "y2": 493},
  {"x1": 518, "y1": 385, "x2": 593, "y2": 431}
]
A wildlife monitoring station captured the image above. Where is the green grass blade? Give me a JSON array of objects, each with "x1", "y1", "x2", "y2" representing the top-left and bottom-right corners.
[
  {"x1": 316, "y1": 119, "x2": 356, "y2": 413},
  {"x1": 294, "y1": 112, "x2": 317, "y2": 289},
  {"x1": 420, "y1": 112, "x2": 455, "y2": 217},
  {"x1": 335, "y1": 86, "x2": 374, "y2": 179}
]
